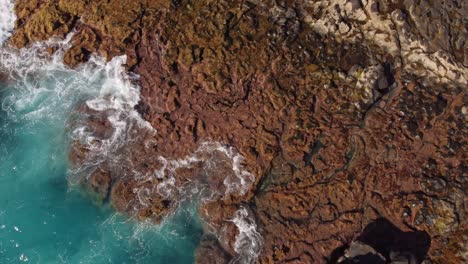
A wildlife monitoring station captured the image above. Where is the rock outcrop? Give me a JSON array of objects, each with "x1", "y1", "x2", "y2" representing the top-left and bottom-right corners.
[{"x1": 9, "y1": 0, "x2": 467, "y2": 263}]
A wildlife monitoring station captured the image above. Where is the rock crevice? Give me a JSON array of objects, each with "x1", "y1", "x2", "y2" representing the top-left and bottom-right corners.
[{"x1": 8, "y1": 0, "x2": 467, "y2": 263}]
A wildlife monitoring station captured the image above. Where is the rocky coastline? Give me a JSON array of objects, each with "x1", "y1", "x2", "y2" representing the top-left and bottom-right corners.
[{"x1": 8, "y1": 0, "x2": 467, "y2": 263}]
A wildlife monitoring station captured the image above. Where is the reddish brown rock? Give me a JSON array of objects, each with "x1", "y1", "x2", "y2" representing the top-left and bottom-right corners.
[
  {"x1": 9, "y1": 0, "x2": 467, "y2": 263},
  {"x1": 0, "y1": 70, "x2": 9, "y2": 84},
  {"x1": 195, "y1": 237, "x2": 230, "y2": 264},
  {"x1": 83, "y1": 166, "x2": 112, "y2": 204}
]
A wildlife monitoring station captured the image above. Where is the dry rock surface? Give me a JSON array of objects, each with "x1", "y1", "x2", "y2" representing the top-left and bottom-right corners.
[{"x1": 9, "y1": 0, "x2": 467, "y2": 263}]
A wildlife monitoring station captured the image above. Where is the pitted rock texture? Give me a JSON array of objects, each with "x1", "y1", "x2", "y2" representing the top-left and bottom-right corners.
[
  {"x1": 305, "y1": 0, "x2": 468, "y2": 88},
  {"x1": 10, "y1": 0, "x2": 467, "y2": 263}
]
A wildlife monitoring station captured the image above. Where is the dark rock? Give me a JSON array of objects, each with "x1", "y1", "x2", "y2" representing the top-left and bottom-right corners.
[{"x1": 195, "y1": 237, "x2": 231, "y2": 264}]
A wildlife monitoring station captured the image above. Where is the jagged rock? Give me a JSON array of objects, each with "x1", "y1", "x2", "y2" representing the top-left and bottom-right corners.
[{"x1": 8, "y1": 0, "x2": 467, "y2": 263}]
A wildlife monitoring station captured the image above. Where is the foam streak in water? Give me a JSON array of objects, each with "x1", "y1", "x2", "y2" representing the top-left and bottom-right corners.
[
  {"x1": 0, "y1": 6, "x2": 263, "y2": 261},
  {"x1": 0, "y1": 0, "x2": 15, "y2": 45},
  {"x1": 0, "y1": 33, "x2": 203, "y2": 263},
  {"x1": 131, "y1": 142, "x2": 262, "y2": 263},
  {"x1": 230, "y1": 207, "x2": 263, "y2": 264}
]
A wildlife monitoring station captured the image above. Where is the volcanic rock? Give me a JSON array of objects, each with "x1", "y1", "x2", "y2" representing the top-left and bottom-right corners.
[{"x1": 8, "y1": 0, "x2": 467, "y2": 263}]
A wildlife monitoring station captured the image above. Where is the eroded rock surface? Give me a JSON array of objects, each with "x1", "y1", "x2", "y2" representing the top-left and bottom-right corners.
[{"x1": 10, "y1": 0, "x2": 467, "y2": 263}]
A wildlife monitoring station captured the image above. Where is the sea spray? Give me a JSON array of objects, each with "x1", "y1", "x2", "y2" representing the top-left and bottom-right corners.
[
  {"x1": 69, "y1": 53, "x2": 156, "y2": 182},
  {"x1": 230, "y1": 207, "x2": 263, "y2": 264},
  {"x1": 0, "y1": 32, "x2": 201, "y2": 263},
  {"x1": 0, "y1": 1, "x2": 263, "y2": 261},
  {"x1": 132, "y1": 141, "x2": 263, "y2": 262},
  {"x1": 0, "y1": 33, "x2": 151, "y2": 148},
  {"x1": 0, "y1": 0, "x2": 15, "y2": 45},
  {"x1": 152, "y1": 141, "x2": 255, "y2": 203}
]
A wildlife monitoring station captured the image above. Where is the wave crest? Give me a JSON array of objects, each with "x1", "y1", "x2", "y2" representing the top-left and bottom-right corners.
[
  {"x1": 230, "y1": 207, "x2": 263, "y2": 264},
  {"x1": 0, "y1": 21, "x2": 263, "y2": 262},
  {"x1": 0, "y1": 0, "x2": 15, "y2": 45}
]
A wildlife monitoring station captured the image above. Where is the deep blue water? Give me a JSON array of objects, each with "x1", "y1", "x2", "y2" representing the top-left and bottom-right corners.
[{"x1": 0, "y1": 45, "x2": 203, "y2": 263}]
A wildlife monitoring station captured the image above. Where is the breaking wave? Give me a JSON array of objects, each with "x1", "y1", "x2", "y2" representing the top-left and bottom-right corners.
[
  {"x1": 230, "y1": 207, "x2": 263, "y2": 264},
  {"x1": 0, "y1": 2, "x2": 262, "y2": 260},
  {"x1": 0, "y1": 0, "x2": 15, "y2": 45},
  {"x1": 153, "y1": 141, "x2": 255, "y2": 203}
]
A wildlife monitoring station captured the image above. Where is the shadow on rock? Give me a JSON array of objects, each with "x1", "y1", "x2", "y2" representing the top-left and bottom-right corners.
[{"x1": 331, "y1": 218, "x2": 431, "y2": 264}]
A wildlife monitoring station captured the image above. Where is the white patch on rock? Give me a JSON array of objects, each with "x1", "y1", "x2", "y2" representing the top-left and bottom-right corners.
[{"x1": 304, "y1": 0, "x2": 467, "y2": 88}]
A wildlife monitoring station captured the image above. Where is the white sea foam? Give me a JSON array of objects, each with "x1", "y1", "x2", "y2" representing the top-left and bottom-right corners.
[
  {"x1": 230, "y1": 207, "x2": 263, "y2": 264},
  {"x1": 150, "y1": 142, "x2": 255, "y2": 205},
  {"x1": 0, "y1": 0, "x2": 15, "y2": 45},
  {"x1": 135, "y1": 145, "x2": 261, "y2": 263},
  {"x1": 70, "y1": 53, "x2": 155, "y2": 176},
  {"x1": 0, "y1": 32, "x2": 153, "y2": 181},
  {"x1": 0, "y1": 34, "x2": 88, "y2": 123},
  {"x1": 0, "y1": 11, "x2": 262, "y2": 261}
]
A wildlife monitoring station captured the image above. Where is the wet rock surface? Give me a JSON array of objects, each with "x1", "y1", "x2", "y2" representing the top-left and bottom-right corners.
[
  {"x1": 10, "y1": 0, "x2": 467, "y2": 263},
  {"x1": 0, "y1": 70, "x2": 9, "y2": 84}
]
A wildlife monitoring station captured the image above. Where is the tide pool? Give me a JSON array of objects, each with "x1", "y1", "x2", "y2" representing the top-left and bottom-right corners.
[{"x1": 0, "y1": 39, "x2": 202, "y2": 264}]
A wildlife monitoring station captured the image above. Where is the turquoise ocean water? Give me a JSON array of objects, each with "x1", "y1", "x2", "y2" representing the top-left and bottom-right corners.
[{"x1": 0, "y1": 17, "x2": 202, "y2": 264}]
